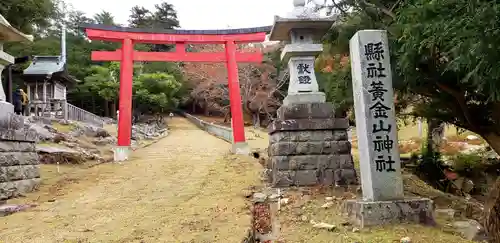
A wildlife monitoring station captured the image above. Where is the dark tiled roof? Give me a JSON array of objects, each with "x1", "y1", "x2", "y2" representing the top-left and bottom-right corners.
[
  {"x1": 22, "y1": 56, "x2": 77, "y2": 84},
  {"x1": 23, "y1": 56, "x2": 64, "y2": 76},
  {"x1": 81, "y1": 23, "x2": 273, "y2": 35}
]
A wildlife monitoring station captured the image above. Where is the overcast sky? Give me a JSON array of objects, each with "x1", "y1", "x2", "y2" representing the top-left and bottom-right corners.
[{"x1": 66, "y1": 0, "x2": 294, "y2": 29}]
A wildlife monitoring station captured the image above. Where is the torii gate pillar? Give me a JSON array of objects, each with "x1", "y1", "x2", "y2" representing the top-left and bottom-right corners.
[
  {"x1": 115, "y1": 38, "x2": 134, "y2": 161},
  {"x1": 225, "y1": 41, "x2": 247, "y2": 154},
  {"x1": 84, "y1": 24, "x2": 271, "y2": 161}
]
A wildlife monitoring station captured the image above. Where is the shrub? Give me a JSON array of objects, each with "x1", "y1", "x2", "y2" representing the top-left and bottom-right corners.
[{"x1": 450, "y1": 151, "x2": 487, "y2": 174}]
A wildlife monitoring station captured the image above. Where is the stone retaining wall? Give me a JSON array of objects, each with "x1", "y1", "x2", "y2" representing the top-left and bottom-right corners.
[
  {"x1": 268, "y1": 103, "x2": 358, "y2": 187},
  {"x1": 0, "y1": 127, "x2": 41, "y2": 201},
  {"x1": 183, "y1": 113, "x2": 233, "y2": 142}
]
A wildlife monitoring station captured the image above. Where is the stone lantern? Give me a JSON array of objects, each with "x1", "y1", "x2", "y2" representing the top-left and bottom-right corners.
[
  {"x1": 0, "y1": 15, "x2": 40, "y2": 202},
  {"x1": 267, "y1": 0, "x2": 357, "y2": 187},
  {"x1": 0, "y1": 15, "x2": 33, "y2": 120}
]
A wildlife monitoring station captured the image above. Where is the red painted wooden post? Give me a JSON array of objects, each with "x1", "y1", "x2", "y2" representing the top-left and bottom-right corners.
[
  {"x1": 83, "y1": 25, "x2": 269, "y2": 160},
  {"x1": 115, "y1": 38, "x2": 134, "y2": 161},
  {"x1": 225, "y1": 41, "x2": 248, "y2": 153}
]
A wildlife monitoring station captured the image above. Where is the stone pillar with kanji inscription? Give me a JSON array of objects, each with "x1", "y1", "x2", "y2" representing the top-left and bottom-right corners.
[
  {"x1": 343, "y1": 30, "x2": 434, "y2": 228},
  {"x1": 266, "y1": 0, "x2": 357, "y2": 187}
]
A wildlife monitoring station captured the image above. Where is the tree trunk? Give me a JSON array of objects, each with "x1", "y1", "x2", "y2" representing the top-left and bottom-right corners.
[
  {"x1": 419, "y1": 119, "x2": 447, "y2": 191},
  {"x1": 224, "y1": 111, "x2": 230, "y2": 123},
  {"x1": 104, "y1": 100, "x2": 109, "y2": 117},
  {"x1": 252, "y1": 112, "x2": 260, "y2": 128},
  {"x1": 111, "y1": 101, "x2": 117, "y2": 118},
  {"x1": 484, "y1": 176, "x2": 500, "y2": 242},
  {"x1": 482, "y1": 133, "x2": 500, "y2": 156},
  {"x1": 91, "y1": 95, "x2": 96, "y2": 114},
  {"x1": 426, "y1": 119, "x2": 444, "y2": 154},
  {"x1": 203, "y1": 103, "x2": 209, "y2": 116}
]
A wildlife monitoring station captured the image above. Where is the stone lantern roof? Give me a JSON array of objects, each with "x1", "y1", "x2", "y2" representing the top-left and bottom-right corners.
[
  {"x1": 0, "y1": 14, "x2": 33, "y2": 67},
  {"x1": 0, "y1": 15, "x2": 33, "y2": 43},
  {"x1": 0, "y1": 14, "x2": 33, "y2": 103},
  {"x1": 0, "y1": 14, "x2": 33, "y2": 125},
  {"x1": 269, "y1": 0, "x2": 337, "y2": 42}
]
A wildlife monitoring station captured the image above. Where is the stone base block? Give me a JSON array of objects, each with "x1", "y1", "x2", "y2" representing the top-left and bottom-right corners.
[
  {"x1": 343, "y1": 198, "x2": 435, "y2": 228},
  {"x1": 232, "y1": 142, "x2": 250, "y2": 155},
  {"x1": 114, "y1": 146, "x2": 130, "y2": 162},
  {"x1": 270, "y1": 130, "x2": 348, "y2": 143},
  {"x1": 271, "y1": 154, "x2": 353, "y2": 170},
  {"x1": 269, "y1": 141, "x2": 351, "y2": 156},
  {"x1": 283, "y1": 92, "x2": 326, "y2": 106},
  {"x1": 268, "y1": 118, "x2": 349, "y2": 134},
  {"x1": 272, "y1": 168, "x2": 357, "y2": 187},
  {"x1": 0, "y1": 129, "x2": 37, "y2": 142},
  {"x1": 273, "y1": 169, "x2": 333, "y2": 187},
  {"x1": 277, "y1": 102, "x2": 334, "y2": 120},
  {"x1": 0, "y1": 101, "x2": 13, "y2": 116},
  {"x1": 0, "y1": 178, "x2": 41, "y2": 200},
  {"x1": 0, "y1": 102, "x2": 14, "y2": 128}
]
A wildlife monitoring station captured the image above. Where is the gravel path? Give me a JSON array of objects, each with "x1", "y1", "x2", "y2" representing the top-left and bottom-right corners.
[{"x1": 0, "y1": 118, "x2": 258, "y2": 243}]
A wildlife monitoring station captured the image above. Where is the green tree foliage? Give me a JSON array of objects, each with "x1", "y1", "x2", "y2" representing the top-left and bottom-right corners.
[
  {"x1": 94, "y1": 11, "x2": 116, "y2": 26},
  {"x1": 152, "y1": 2, "x2": 180, "y2": 29},
  {"x1": 0, "y1": 0, "x2": 56, "y2": 33},
  {"x1": 94, "y1": 10, "x2": 116, "y2": 26},
  {"x1": 133, "y1": 72, "x2": 183, "y2": 113},
  {"x1": 83, "y1": 64, "x2": 119, "y2": 102},
  {"x1": 129, "y1": 2, "x2": 179, "y2": 29},
  {"x1": 128, "y1": 6, "x2": 153, "y2": 28},
  {"x1": 318, "y1": 0, "x2": 500, "y2": 155},
  {"x1": 3, "y1": 1, "x2": 186, "y2": 117},
  {"x1": 317, "y1": 58, "x2": 352, "y2": 118}
]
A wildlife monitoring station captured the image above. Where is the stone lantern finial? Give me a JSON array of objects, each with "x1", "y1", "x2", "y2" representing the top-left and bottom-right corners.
[
  {"x1": 293, "y1": 0, "x2": 306, "y2": 7},
  {"x1": 288, "y1": 0, "x2": 319, "y2": 19}
]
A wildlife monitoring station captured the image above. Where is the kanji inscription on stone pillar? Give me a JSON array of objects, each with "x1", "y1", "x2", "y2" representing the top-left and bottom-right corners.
[{"x1": 349, "y1": 30, "x2": 403, "y2": 201}]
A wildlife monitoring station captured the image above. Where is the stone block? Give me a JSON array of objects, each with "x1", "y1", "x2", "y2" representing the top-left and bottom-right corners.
[
  {"x1": 0, "y1": 141, "x2": 35, "y2": 152},
  {"x1": 232, "y1": 142, "x2": 250, "y2": 155},
  {"x1": 334, "y1": 168, "x2": 358, "y2": 185},
  {"x1": 0, "y1": 165, "x2": 40, "y2": 182},
  {"x1": 270, "y1": 154, "x2": 352, "y2": 170},
  {"x1": 268, "y1": 118, "x2": 349, "y2": 134},
  {"x1": 272, "y1": 170, "x2": 293, "y2": 187},
  {"x1": 0, "y1": 102, "x2": 14, "y2": 128},
  {"x1": 270, "y1": 131, "x2": 330, "y2": 144},
  {"x1": 282, "y1": 92, "x2": 326, "y2": 106},
  {"x1": 0, "y1": 178, "x2": 41, "y2": 200},
  {"x1": 0, "y1": 152, "x2": 39, "y2": 166},
  {"x1": 277, "y1": 103, "x2": 334, "y2": 120},
  {"x1": 269, "y1": 141, "x2": 351, "y2": 156},
  {"x1": 343, "y1": 198, "x2": 435, "y2": 228},
  {"x1": 333, "y1": 130, "x2": 349, "y2": 141},
  {"x1": 272, "y1": 169, "x2": 335, "y2": 187},
  {"x1": 294, "y1": 170, "x2": 322, "y2": 186},
  {"x1": 0, "y1": 129, "x2": 37, "y2": 142},
  {"x1": 270, "y1": 130, "x2": 349, "y2": 144}
]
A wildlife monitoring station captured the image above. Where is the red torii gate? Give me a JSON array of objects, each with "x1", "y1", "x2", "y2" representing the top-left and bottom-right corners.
[{"x1": 83, "y1": 24, "x2": 271, "y2": 161}]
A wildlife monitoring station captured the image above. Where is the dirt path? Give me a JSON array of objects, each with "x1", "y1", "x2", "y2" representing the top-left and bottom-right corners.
[{"x1": 0, "y1": 118, "x2": 260, "y2": 243}]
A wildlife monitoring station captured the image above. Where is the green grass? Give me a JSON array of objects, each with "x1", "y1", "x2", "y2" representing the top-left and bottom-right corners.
[
  {"x1": 51, "y1": 122, "x2": 76, "y2": 133},
  {"x1": 279, "y1": 187, "x2": 475, "y2": 243},
  {"x1": 36, "y1": 141, "x2": 67, "y2": 148}
]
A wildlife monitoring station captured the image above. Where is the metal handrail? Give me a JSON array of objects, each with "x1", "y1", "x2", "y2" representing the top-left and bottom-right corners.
[{"x1": 66, "y1": 103, "x2": 105, "y2": 127}]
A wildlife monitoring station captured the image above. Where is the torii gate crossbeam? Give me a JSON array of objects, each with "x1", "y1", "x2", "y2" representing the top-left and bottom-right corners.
[{"x1": 83, "y1": 24, "x2": 272, "y2": 161}]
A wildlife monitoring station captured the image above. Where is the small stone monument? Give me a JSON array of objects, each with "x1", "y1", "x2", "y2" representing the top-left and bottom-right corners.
[
  {"x1": 343, "y1": 30, "x2": 434, "y2": 227},
  {"x1": 267, "y1": 0, "x2": 357, "y2": 187},
  {"x1": 0, "y1": 15, "x2": 40, "y2": 201}
]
